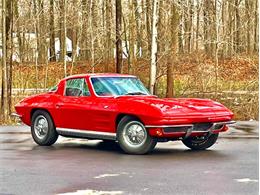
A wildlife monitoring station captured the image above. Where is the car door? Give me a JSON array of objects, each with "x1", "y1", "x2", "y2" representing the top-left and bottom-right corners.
[
  {"x1": 89, "y1": 77, "x2": 119, "y2": 132},
  {"x1": 55, "y1": 77, "x2": 94, "y2": 130},
  {"x1": 90, "y1": 97, "x2": 117, "y2": 132}
]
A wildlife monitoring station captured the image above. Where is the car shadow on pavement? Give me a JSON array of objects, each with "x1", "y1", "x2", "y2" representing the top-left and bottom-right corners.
[
  {"x1": 28, "y1": 140, "x2": 229, "y2": 160},
  {"x1": 31, "y1": 140, "x2": 123, "y2": 153}
]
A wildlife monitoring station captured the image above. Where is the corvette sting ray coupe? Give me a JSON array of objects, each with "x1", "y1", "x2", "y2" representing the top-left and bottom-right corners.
[{"x1": 13, "y1": 73, "x2": 235, "y2": 154}]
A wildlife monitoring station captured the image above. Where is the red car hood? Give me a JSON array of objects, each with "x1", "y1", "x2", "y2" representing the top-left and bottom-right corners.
[{"x1": 118, "y1": 96, "x2": 233, "y2": 121}]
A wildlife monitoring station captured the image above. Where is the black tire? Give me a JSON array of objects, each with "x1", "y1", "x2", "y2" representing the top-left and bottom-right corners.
[
  {"x1": 31, "y1": 110, "x2": 59, "y2": 146},
  {"x1": 182, "y1": 133, "x2": 219, "y2": 150},
  {"x1": 117, "y1": 116, "x2": 157, "y2": 154}
]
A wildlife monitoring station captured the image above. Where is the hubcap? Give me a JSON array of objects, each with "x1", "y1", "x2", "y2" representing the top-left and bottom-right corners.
[
  {"x1": 123, "y1": 121, "x2": 147, "y2": 147},
  {"x1": 34, "y1": 115, "x2": 48, "y2": 139}
]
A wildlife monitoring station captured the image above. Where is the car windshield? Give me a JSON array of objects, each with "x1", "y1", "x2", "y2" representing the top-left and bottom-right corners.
[{"x1": 91, "y1": 77, "x2": 150, "y2": 96}]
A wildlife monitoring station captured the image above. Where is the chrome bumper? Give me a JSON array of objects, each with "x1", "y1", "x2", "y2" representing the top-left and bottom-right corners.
[
  {"x1": 10, "y1": 113, "x2": 22, "y2": 118},
  {"x1": 146, "y1": 121, "x2": 236, "y2": 138}
]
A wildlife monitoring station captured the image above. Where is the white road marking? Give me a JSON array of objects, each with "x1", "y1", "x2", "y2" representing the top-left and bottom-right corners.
[
  {"x1": 234, "y1": 178, "x2": 258, "y2": 183},
  {"x1": 94, "y1": 172, "x2": 129, "y2": 179},
  {"x1": 204, "y1": 170, "x2": 215, "y2": 174},
  {"x1": 57, "y1": 189, "x2": 123, "y2": 195}
]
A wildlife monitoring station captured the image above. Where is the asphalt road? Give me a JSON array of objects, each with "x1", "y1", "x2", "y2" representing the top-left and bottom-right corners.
[{"x1": 0, "y1": 126, "x2": 258, "y2": 195}]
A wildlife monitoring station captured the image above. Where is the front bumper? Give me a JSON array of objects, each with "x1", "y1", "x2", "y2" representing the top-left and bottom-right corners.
[{"x1": 146, "y1": 121, "x2": 236, "y2": 138}]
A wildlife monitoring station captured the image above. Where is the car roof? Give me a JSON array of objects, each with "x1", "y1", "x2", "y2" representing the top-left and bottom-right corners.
[{"x1": 61, "y1": 73, "x2": 136, "y2": 81}]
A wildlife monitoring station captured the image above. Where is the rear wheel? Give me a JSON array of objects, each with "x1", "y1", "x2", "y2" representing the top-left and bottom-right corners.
[
  {"x1": 117, "y1": 116, "x2": 157, "y2": 154},
  {"x1": 182, "y1": 133, "x2": 219, "y2": 150},
  {"x1": 31, "y1": 110, "x2": 58, "y2": 146}
]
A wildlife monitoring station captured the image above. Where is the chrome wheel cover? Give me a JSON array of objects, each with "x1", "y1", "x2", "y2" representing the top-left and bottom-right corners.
[
  {"x1": 34, "y1": 115, "x2": 48, "y2": 140},
  {"x1": 122, "y1": 121, "x2": 147, "y2": 147}
]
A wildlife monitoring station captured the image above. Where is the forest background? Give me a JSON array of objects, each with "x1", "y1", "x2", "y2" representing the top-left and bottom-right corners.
[{"x1": 0, "y1": 0, "x2": 258, "y2": 123}]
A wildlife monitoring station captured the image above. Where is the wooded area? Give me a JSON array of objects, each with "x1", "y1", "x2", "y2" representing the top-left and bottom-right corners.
[{"x1": 0, "y1": 0, "x2": 259, "y2": 122}]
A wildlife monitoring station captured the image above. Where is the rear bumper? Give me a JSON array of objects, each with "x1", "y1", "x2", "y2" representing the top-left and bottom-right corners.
[
  {"x1": 146, "y1": 121, "x2": 236, "y2": 138},
  {"x1": 11, "y1": 113, "x2": 22, "y2": 118},
  {"x1": 11, "y1": 113, "x2": 23, "y2": 123}
]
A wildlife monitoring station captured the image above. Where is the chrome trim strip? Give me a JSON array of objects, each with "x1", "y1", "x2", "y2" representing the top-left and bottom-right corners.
[
  {"x1": 145, "y1": 124, "x2": 193, "y2": 128},
  {"x1": 10, "y1": 113, "x2": 22, "y2": 118},
  {"x1": 214, "y1": 120, "x2": 236, "y2": 125},
  {"x1": 56, "y1": 128, "x2": 116, "y2": 140}
]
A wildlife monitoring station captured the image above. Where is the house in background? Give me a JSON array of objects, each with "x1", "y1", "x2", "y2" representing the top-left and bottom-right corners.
[{"x1": 0, "y1": 32, "x2": 79, "y2": 63}]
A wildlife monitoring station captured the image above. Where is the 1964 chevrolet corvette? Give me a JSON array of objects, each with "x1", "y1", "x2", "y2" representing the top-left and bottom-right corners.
[{"x1": 14, "y1": 73, "x2": 235, "y2": 154}]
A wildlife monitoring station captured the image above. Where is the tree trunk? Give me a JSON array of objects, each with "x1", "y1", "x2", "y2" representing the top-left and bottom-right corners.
[
  {"x1": 186, "y1": 0, "x2": 193, "y2": 53},
  {"x1": 14, "y1": 0, "x2": 23, "y2": 63},
  {"x1": 38, "y1": 0, "x2": 45, "y2": 63},
  {"x1": 81, "y1": 0, "x2": 90, "y2": 60},
  {"x1": 178, "y1": 2, "x2": 184, "y2": 53},
  {"x1": 49, "y1": 0, "x2": 56, "y2": 61},
  {"x1": 116, "y1": 0, "x2": 123, "y2": 73},
  {"x1": 254, "y1": 0, "x2": 258, "y2": 52},
  {"x1": 166, "y1": 2, "x2": 179, "y2": 98},
  {"x1": 32, "y1": 0, "x2": 39, "y2": 90},
  {"x1": 203, "y1": 0, "x2": 210, "y2": 55},
  {"x1": 7, "y1": 0, "x2": 13, "y2": 116},
  {"x1": 133, "y1": 0, "x2": 141, "y2": 58},
  {"x1": 91, "y1": 0, "x2": 98, "y2": 72},
  {"x1": 146, "y1": 0, "x2": 151, "y2": 57},
  {"x1": 228, "y1": 0, "x2": 233, "y2": 56},
  {"x1": 105, "y1": 0, "x2": 112, "y2": 72},
  {"x1": 234, "y1": 0, "x2": 241, "y2": 53},
  {"x1": 59, "y1": 0, "x2": 65, "y2": 62},
  {"x1": 1, "y1": 0, "x2": 8, "y2": 120},
  {"x1": 149, "y1": 0, "x2": 159, "y2": 94},
  {"x1": 63, "y1": 0, "x2": 67, "y2": 77},
  {"x1": 196, "y1": 1, "x2": 200, "y2": 51}
]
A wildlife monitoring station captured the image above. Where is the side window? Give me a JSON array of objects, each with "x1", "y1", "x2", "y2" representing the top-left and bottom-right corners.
[{"x1": 65, "y1": 78, "x2": 90, "y2": 97}]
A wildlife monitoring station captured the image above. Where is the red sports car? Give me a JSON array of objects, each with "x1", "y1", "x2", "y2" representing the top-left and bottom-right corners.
[{"x1": 14, "y1": 73, "x2": 234, "y2": 154}]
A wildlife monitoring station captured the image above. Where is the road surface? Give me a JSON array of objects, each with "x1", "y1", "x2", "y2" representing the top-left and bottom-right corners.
[{"x1": 0, "y1": 126, "x2": 258, "y2": 195}]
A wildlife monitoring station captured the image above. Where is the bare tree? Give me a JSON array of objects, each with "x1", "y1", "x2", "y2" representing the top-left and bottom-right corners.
[
  {"x1": 149, "y1": 0, "x2": 159, "y2": 94},
  {"x1": 116, "y1": 0, "x2": 123, "y2": 73},
  {"x1": 7, "y1": 0, "x2": 13, "y2": 115},
  {"x1": 105, "y1": 0, "x2": 112, "y2": 72},
  {"x1": 1, "y1": 0, "x2": 7, "y2": 120},
  {"x1": 63, "y1": 0, "x2": 67, "y2": 76},
  {"x1": 49, "y1": 0, "x2": 56, "y2": 62},
  {"x1": 166, "y1": 2, "x2": 179, "y2": 98},
  {"x1": 254, "y1": 0, "x2": 258, "y2": 52}
]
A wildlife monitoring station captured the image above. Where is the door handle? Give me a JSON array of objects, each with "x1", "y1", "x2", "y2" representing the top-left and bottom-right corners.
[{"x1": 104, "y1": 105, "x2": 109, "y2": 109}]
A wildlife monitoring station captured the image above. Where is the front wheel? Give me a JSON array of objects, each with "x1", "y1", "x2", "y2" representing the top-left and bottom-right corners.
[
  {"x1": 182, "y1": 133, "x2": 219, "y2": 150},
  {"x1": 117, "y1": 116, "x2": 157, "y2": 154}
]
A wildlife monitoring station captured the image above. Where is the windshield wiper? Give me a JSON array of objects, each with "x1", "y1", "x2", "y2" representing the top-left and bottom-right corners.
[{"x1": 124, "y1": 92, "x2": 147, "y2": 95}]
